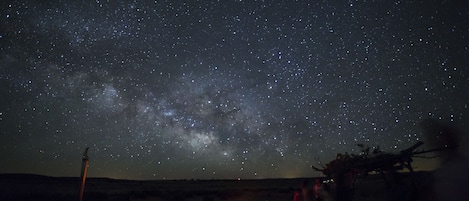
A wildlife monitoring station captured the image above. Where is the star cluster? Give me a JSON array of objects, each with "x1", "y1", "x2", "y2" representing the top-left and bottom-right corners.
[{"x1": 0, "y1": 0, "x2": 468, "y2": 180}]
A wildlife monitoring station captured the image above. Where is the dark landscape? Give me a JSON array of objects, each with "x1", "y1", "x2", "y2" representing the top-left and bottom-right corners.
[{"x1": 0, "y1": 171, "x2": 436, "y2": 201}]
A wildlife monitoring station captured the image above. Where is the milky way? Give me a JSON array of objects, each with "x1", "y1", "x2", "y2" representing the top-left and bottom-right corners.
[{"x1": 0, "y1": 0, "x2": 468, "y2": 180}]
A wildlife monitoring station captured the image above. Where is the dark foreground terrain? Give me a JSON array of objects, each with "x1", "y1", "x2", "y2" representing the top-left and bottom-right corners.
[{"x1": 0, "y1": 171, "x2": 435, "y2": 201}]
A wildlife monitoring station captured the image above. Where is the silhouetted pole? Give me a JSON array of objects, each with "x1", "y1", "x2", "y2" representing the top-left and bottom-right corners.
[{"x1": 79, "y1": 147, "x2": 89, "y2": 201}]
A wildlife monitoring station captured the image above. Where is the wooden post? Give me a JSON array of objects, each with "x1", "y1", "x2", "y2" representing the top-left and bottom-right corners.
[{"x1": 79, "y1": 147, "x2": 89, "y2": 201}]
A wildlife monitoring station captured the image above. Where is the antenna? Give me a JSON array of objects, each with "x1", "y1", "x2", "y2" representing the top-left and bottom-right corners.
[{"x1": 79, "y1": 147, "x2": 89, "y2": 201}]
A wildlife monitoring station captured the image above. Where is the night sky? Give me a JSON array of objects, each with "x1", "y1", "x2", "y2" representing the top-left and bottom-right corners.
[{"x1": 1, "y1": 0, "x2": 468, "y2": 180}]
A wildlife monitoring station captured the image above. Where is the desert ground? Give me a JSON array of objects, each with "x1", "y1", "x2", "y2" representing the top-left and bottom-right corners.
[{"x1": 0, "y1": 171, "x2": 436, "y2": 201}]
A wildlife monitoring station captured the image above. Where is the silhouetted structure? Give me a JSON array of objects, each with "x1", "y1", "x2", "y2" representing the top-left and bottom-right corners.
[
  {"x1": 79, "y1": 147, "x2": 89, "y2": 201},
  {"x1": 313, "y1": 141, "x2": 450, "y2": 201}
]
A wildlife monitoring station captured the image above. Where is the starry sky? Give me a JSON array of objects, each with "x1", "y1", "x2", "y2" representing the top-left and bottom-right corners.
[{"x1": 0, "y1": 0, "x2": 468, "y2": 180}]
